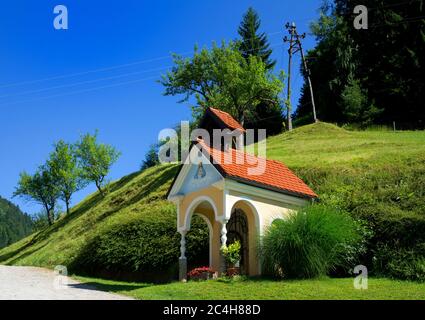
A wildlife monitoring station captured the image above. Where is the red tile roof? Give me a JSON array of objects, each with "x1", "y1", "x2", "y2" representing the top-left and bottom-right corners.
[
  {"x1": 207, "y1": 107, "x2": 246, "y2": 132},
  {"x1": 196, "y1": 139, "x2": 317, "y2": 199}
]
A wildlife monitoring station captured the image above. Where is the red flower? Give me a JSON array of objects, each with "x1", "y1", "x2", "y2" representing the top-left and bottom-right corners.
[{"x1": 187, "y1": 266, "x2": 215, "y2": 277}]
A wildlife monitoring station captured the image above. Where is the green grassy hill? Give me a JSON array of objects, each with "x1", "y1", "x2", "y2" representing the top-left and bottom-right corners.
[
  {"x1": 1, "y1": 123, "x2": 424, "y2": 281},
  {"x1": 267, "y1": 122, "x2": 425, "y2": 217},
  {"x1": 0, "y1": 165, "x2": 209, "y2": 282}
]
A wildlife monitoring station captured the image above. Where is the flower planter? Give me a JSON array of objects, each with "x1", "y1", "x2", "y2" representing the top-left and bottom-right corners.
[
  {"x1": 190, "y1": 272, "x2": 213, "y2": 281},
  {"x1": 187, "y1": 267, "x2": 216, "y2": 281},
  {"x1": 221, "y1": 241, "x2": 241, "y2": 277},
  {"x1": 226, "y1": 267, "x2": 240, "y2": 277}
]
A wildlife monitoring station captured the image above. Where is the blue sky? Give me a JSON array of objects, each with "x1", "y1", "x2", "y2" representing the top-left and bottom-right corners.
[{"x1": 0, "y1": 0, "x2": 322, "y2": 214}]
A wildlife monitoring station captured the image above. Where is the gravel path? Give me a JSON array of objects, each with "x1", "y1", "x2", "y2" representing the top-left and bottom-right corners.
[{"x1": 0, "y1": 265, "x2": 132, "y2": 300}]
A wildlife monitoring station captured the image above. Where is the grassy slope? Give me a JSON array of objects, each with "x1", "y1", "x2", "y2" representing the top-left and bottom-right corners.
[
  {"x1": 268, "y1": 122, "x2": 425, "y2": 168},
  {"x1": 1, "y1": 122, "x2": 424, "y2": 298},
  {"x1": 0, "y1": 164, "x2": 179, "y2": 268},
  {"x1": 268, "y1": 123, "x2": 425, "y2": 219}
]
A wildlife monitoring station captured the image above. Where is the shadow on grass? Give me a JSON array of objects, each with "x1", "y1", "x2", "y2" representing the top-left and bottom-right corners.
[
  {"x1": 5, "y1": 242, "x2": 49, "y2": 265},
  {"x1": 107, "y1": 171, "x2": 141, "y2": 194},
  {"x1": 73, "y1": 165, "x2": 179, "y2": 233},
  {"x1": 73, "y1": 165, "x2": 179, "y2": 238},
  {"x1": 0, "y1": 231, "x2": 49, "y2": 263},
  {"x1": 69, "y1": 281, "x2": 151, "y2": 293},
  {"x1": 114, "y1": 165, "x2": 178, "y2": 208}
]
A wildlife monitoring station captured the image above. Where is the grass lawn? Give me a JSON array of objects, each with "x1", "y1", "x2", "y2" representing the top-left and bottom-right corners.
[{"x1": 74, "y1": 276, "x2": 425, "y2": 300}]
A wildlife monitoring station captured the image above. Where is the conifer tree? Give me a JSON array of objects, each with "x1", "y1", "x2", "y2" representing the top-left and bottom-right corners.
[
  {"x1": 238, "y1": 7, "x2": 276, "y2": 70},
  {"x1": 237, "y1": 7, "x2": 283, "y2": 134}
]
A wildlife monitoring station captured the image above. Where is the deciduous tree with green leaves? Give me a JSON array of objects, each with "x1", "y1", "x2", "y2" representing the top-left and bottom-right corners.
[
  {"x1": 140, "y1": 143, "x2": 160, "y2": 171},
  {"x1": 160, "y1": 42, "x2": 283, "y2": 126},
  {"x1": 48, "y1": 140, "x2": 86, "y2": 215},
  {"x1": 14, "y1": 165, "x2": 60, "y2": 226},
  {"x1": 74, "y1": 132, "x2": 120, "y2": 197}
]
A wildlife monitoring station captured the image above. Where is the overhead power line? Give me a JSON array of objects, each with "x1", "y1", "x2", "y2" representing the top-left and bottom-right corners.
[
  {"x1": 0, "y1": 55, "x2": 180, "y2": 90},
  {"x1": 0, "y1": 75, "x2": 159, "y2": 107},
  {"x1": 0, "y1": 65, "x2": 172, "y2": 99},
  {"x1": 0, "y1": 30, "x2": 284, "y2": 90},
  {"x1": 0, "y1": 42, "x2": 285, "y2": 106}
]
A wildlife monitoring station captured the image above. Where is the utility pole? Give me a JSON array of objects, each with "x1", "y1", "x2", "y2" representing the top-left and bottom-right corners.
[
  {"x1": 297, "y1": 30, "x2": 317, "y2": 123},
  {"x1": 284, "y1": 22, "x2": 295, "y2": 131},
  {"x1": 284, "y1": 22, "x2": 318, "y2": 127}
]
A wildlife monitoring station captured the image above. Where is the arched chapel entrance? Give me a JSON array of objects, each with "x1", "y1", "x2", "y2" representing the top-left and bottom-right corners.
[{"x1": 227, "y1": 208, "x2": 249, "y2": 274}]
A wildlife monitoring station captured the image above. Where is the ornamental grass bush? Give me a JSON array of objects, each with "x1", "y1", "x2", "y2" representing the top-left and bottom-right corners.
[{"x1": 261, "y1": 204, "x2": 362, "y2": 279}]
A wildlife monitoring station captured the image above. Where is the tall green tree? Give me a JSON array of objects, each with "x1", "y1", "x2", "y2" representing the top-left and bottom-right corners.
[
  {"x1": 295, "y1": 0, "x2": 425, "y2": 128},
  {"x1": 48, "y1": 140, "x2": 85, "y2": 215},
  {"x1": 340, "y1": 78, "x2": 382, "y2": 125},
  {"x1": 140, "y1": 143, "x2": 160, "y2": 171},
  {"x1": 237, "y1": 7, "x2": 283, "y2": 134},
  {"x1": 160, "y1": 42, "x2": 283, "y2": 126},
  {"x1": 14, "y1": 165, "x2": 60, "y2": 226},
  {"x1": 74, "y1": 132, "x2": 120, "y2": 197},
  {"x1": 238, "y1": 7, "x2": 276, "y2": 70}
]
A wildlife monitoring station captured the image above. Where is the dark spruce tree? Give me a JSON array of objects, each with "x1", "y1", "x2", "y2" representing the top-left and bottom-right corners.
[
  {"x1": 238, "y1": 7, "x2": 284, "y2": 135},
  {"x1": 238, "y1": 7, "x2": 276, "y2": 70}
]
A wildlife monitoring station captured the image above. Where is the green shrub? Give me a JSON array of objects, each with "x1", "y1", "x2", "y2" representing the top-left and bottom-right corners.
[
  {"x1": 294, "y1": 157, "x2": 425, "y2": 281},
  {"x1": 369, "y1": 213, "x2": 425, "y2": 281},
  {"x1": 260, "y1": 204, "x2": 362, "y2": 279},
  {"x1": 221, "y1": 241, "x2": 241, "y2": 265},
  {"x1": 373, "y1": 213, "x2": 425, "y2": 246},
  {"x1": 373, "y1": 243, "x2": 425, "y2": 282},
  {"x1": 352, "y1": 206, "x2": 425, "y2": 281},
  {"x1": 70, "y1": 205, "x2": 209, "y2": 282}
]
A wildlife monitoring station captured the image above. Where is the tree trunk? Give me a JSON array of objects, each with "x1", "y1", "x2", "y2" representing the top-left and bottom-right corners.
[
  {"x1": 95, "y1": 181, "x2": 104, "y2": 197},
  {"x1": 47, "y1": 209, "x2": 53, "y2": 225},
  {"x1": 44, "y1": 204, "x2": 53, "y2": 226},
  {"x1": 65, "y1": 199, "x2": 70, "y2": 216}
]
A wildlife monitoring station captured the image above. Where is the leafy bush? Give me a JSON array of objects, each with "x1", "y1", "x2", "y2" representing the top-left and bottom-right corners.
[
  {"x1": 221, "y1": 241, "x2": 241, "y2": 266},
  {"x1": 70, "y1": 206, "x2": 209, "y2": 282},
  {"x1": 369, "y1": 213, "x2": 425, "y2": 281},
  {"x1": 294, "y1": 155, "x2": 425, "y2": 280},
  {"x1": 350, "y1": 205, "x2": 425, "y2": 281},
  {"x1": 373, "y1": 243, "x2": 425, "y2": 282},
  {"x1": 260, "y1": 204, "x2": 362, "y2": 279}
]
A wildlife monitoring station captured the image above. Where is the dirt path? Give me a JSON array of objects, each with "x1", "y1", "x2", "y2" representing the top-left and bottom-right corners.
[{"x1": 0, "y1": 265, "x2": 132, "y2": 300}]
